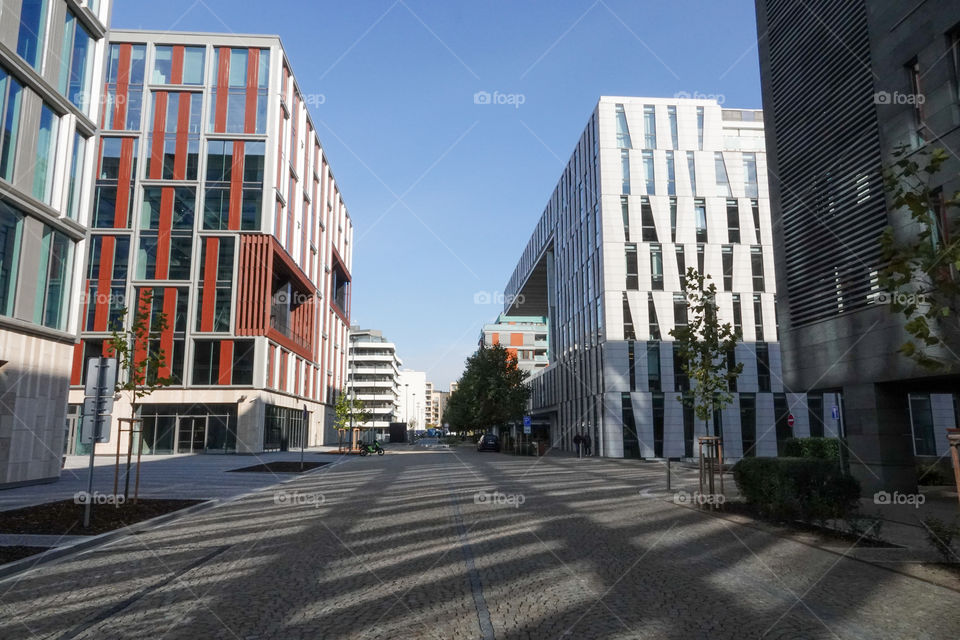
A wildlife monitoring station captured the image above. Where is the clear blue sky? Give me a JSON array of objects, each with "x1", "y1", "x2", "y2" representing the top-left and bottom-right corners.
[{"x1": 114, "y1": 0, "x2": 763, "y2": 390}]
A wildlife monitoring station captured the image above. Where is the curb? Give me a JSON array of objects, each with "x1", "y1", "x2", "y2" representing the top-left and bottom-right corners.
[{"x1": 0, "y1": 454, "x2": 354, "y2": 583}]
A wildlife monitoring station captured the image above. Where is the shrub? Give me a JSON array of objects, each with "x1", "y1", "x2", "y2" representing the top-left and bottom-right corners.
[
  {"x1": 922, "y1": 517, "x2": 959, "y2": 562},
  {"x1": 783, "y1": 437, "x2": 841, "y2": 460},
  {"x1": 732, "y1": 457, "x2": 861, "y2": 522},
  {"x1": 917, "y1": 461, "x2": 953, "y2": 486}
]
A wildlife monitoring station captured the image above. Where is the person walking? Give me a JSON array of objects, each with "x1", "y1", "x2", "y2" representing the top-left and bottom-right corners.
[
  {"x1": 573, "y1": 433, "x2": 583, "y2": 458},
  {"x1": 583, "y1": 433, "x2": 592, "y2": 457}
]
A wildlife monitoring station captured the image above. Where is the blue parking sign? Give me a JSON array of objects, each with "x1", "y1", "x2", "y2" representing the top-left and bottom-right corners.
[{"x1": 523, "y1": 416, "x2": 531, "y2": 427}]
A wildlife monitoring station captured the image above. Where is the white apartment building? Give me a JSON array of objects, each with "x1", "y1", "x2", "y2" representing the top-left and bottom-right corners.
[
  {"x1": 397, "y1": 369, "x2": 425, "y2": 430},
  {"x1": 347, "y1": 328, "x2": 401, "y2": 440},
  {"x1": 504, "y1": 97, "x2": 811, "y2": 461}
]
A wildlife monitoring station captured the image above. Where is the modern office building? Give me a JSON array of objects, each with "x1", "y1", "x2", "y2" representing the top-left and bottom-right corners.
[
  {"x1": 348, "y1": 328, "x2": 401, "y2": 440},
  {"x1": 66, "y1": 30, "x2": 354, "y2": 456},
  {"x1": 480, "y1": 313, "x2": 549, "y2": 373},
  {"x1": 503, "y1": 97, "x2": 800, "y2": 460},
  {"x1": 397, "y1": 368, "x2": 425, "y2": 430},
  {"x1": 0, "y1": 0, "x2": 111, "y2": 487},
  {"x1": 755, "y1": 0, "x2": 960, "y2": 490}
]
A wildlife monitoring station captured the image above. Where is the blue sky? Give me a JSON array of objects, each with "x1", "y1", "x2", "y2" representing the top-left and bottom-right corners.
[{"x1": 114, "y1": 0, "x2": 763, "y2": 390}]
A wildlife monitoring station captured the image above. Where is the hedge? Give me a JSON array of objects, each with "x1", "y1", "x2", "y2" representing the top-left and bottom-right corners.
[
  {"x1": 783, "y1": 437, "x2": 841, "y2": 460},
  {"x1": 732, "y1": 457, "x2": 860, "y2": 522}
]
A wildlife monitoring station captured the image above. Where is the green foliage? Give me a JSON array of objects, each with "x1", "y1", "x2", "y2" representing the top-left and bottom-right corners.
[
  {"x1": 443, "y1": 345, "x2": 531, "y2": 433},
  {"x1": 879, "y1": 145, "x2": 960, "y2": 370},
  {"x1": 106, "y1": 289, "x2": 172, "y2": 411},
  {"x1": 922, "y1": 517, "x2": 959, "y2": 563},
  {"x1": 670, "y1": 269, "x2": 743, "y2": 435},
  {"x1": 732, "y1": 457, "x2": 861, "y2": 522},
  {"x1": 917, "y1": 461, "x2": 954, "y2": 486},
  {"x1": 333, "y1": 391, "x2": 371, "y2": 432},
  {"x1": 783, "y1": 437, "x2": 841, "y2": 460}
]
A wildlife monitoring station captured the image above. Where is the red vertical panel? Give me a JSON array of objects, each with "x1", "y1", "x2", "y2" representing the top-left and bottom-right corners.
[
  {"x1": 173, "y1": 94, "x2": 191, "y2": 179},
  {"x1": 294, "y1": 357, "x2": 301, "y2": 397},
  {"x1": 114, "y1": 139, "x2": 135, "y2": 227},
  {"x1": 228, "y1": 141, "x2": 244, "y2": 230},
  {"x1": 133, "y1": 289, "x2": 151, "y2": 383},
  {"x1": 70, "y1": 342, "x2": 85, "y2": 386},
  {"x1": 155, "y1": 188, "x2": 174, "y2": 279},
  {"x1": 214, "y1": 47, "x2": 230, "y2": 133},
  {"x1": 149, "y1": 92, "x2": 168, "y2": 179},
  {"x1": 93, "y1": 237, "x2": 115, "y2": 331},
  {"x1": 200, "y1": 237, "x2": 219, "y2": 332},
  {"x1": 244, "y1": 48, "x2": 259, "y2": 133},
  {"x1": 275, "y1": 201, "x2": 283, "y2": 244},
  {"x1": 171, "y1": 45, "x2": 184, "y2": 85},
  {"x1": 279, "y1": 350, "x2": 288, "y2": 390},
  {"x1": 236, "y1": 236, "x2": 248, "y2": 333},
  {"x1": 110, "y1": 44, "x2": 132, "y2": 129},
  {"x1": 159, "y1": 288, "x2": 176, "y2": 379},
  {"x1": 218, "y1": 340, "x2": 233, "y2": 385},
  {"x1": 263, "y1": 237, "x2": 272, "y2": 332}
]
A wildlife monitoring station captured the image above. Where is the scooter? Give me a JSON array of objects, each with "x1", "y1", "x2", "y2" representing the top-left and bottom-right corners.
[{"x1": 358, "y1": 441, "x2": 385, "y2": 456}]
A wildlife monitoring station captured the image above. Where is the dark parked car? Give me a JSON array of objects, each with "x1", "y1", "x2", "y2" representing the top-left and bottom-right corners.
[{"x1": 477, "y1": 434, "x2": 500, "y2": 452}]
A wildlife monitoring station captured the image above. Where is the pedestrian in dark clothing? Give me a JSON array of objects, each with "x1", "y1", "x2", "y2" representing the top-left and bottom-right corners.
[
  {"x1": 583, "y1": 433, "x2": 592, "y2": 456},
  {"x1": 573, "y1": 433, "x2": 583, "y2": 458}
]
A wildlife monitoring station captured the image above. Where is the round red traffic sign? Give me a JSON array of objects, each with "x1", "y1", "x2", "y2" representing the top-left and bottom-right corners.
[{"x1": 787, "y1": 414, "x2": 795, "y2": 427}]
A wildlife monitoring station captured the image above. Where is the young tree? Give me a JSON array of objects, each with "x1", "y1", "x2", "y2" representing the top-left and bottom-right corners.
[
  {"x1": 333, "y1": 391, "x2": 372, "y2": 451},
  {"x1": 879, "y1": 145, "x2": 960, "y2": 370},
  {"x1": 106, "y1": 289, "x2": 172, "y2": 500},
  {"x1": 670, "y1": 269, "x2": 743, "y2": 438}
]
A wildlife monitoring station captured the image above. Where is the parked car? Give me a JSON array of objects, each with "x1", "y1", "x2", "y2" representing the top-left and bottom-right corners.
[{"x1": 477, "y1": 434, "x2": 500, "y2": 452}]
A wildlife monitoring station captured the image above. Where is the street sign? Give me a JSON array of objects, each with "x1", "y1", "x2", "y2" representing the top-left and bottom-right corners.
[
  {"x1": 82, "y1": 395, "x2": 114, "y2": 418},
  {"x1": 79, "y1": 413, "x2": 111, "y2": 444},
  {"x1": 523, "y1": 416, "x2": 531, "y2": 427},
  {"x1": 84, "y1": 358, "x2": 117, "y2": 397},
  {"x1": 831, "y1": 405, "x2": 840, "y2": 421},
  {"x1": 787, "y1": 414, "x2": 795, "y2": 428},
  {"x1": 523, "y1": 424, "x2": 531, "y2": 435}
]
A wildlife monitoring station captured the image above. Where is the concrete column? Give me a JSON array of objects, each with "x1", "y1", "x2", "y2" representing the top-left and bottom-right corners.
[{"x1": 843, "y1": 383, "x2": 916, "y2": 493}]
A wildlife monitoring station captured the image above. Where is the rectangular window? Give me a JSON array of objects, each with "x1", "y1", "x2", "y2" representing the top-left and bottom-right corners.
[
  {"x1": 906, "y1": 58, "x2": 927, "y2": 146},
  {"x1": 696, "y1": 106, "x2": 704, "y2": 150},
  {"x1": 196, "y1": 237, "x2": 234, "y2": 332},
  {"x1": 686, "y1": 151, "x2": 696, "y2": 195},
  {"x1": 620, "y1": 149, "x2": 631, "y2": 195},
  {"x1": 751, "y1": 199, "x2": 761, "y2": 243},
  {"x1": 756, "y1": 343, "x2": 771, "y2": 392},
  {"x1": 620, "y1": 196, "x2": 630, "y2": 241},
  {"x1": 642, "y1": 150, "x2": 655, "y2": 194},
  {"x1": 673, "y1": 293, "x2": 688, "y2": 332},
  {"x1": 628, "y1": 340, "x2": 636, "y2": 391},
  {"x1": 722, "y1": 245, "x2": 733, "y2": 291},
  {"x1": 753, "y1": 294, "x2": 764, "y2": 341},
  {"x1": 17, "y1": 0, "x2": 48, "y2": 70},
  {"x1": 192, "y1": 340, "x2": 220, "y2": 385},
  {"x1": 625, "y1": 243, "x2": 638, "y2": 290},
  {"x1": 147, "y1": 92, "x2": 202, "y2": 180},
  {"x1": 210, "y1": 48, "x2": 269, "y2": 134},
  {"x1": 743, "y1": 152, "x2": 759, "y2": 198},
  {"x1": 622, "y1": 292, "x2": 636, "y2": 340},
  {"x1": 667, "y1": 105, "x2": 678, "y2": 149},
  {"x1": 647, "y1": 342, "x2": 661, "y2": 392},
  {"x1": 0, "y1": 69, "x2": 24, "y2": 182},
  {"x1": 0, "y1": 202, "x2": 24, "y2": 317},
  {"x1": 32, "y1": 103, "x2": 59, "y2": 204},
  {"x1": 740, "y1": 394, "x2": 756, "y2": 456},
  {"x1": 33, "y1": 226, "x2": 72, "y2": 330},
  {"x1": 141, "y1": 187, "x2": 195, "y2": 230},
  {"x1": 153, "y1": 46, "x2": 173, "y2": 84},
  {"x1": 665, "y1": 150, "x2": 676, "y2": 196},
  {"x1": 643, "y1": 105, "x2": 656, "y2": 148},
  {"x1": 751, "y1": 246, "x2": 765, "y2": 291},
  {"x1": 615, "y1": 103, "x2": 631, "y2": 148},
  {"x1": 650, "y1": 244, "x2": 663, "y2": 291},
  {"x1": 94, "y1": 137, "x2": 137, "y2": 228},
  {"x1": 726, "y1": 199, "x2": 740, "y2": 243},
  {"x1": 696, "y1": 243, "x2": 705, "y2": 274},
  {"x1": 59, "y1": 10, "x2": 93, "y2": 112},
  {"x1": 674, "y1": 350, "x2": 688, "y2": 392},
  {"x1": 153, "y1": 46, "x2": 206, "y2": 85},
  {"x1": 909, "y1": 394, "x2": 937, "y2": 456},
  {"x1": 232, "y1": 340, "x2": 255, "y2": 385},
  {"x1": 641, "y1": 197, "x2": 657, "y2": 242},
  {"x1": 675, "y1": 245, "x2": 685, "y2": 285},
  {"x1": 694, "y1": 198, "x2": 708, "y2": 242},
  {"x1": 669, "y1": 197, "x2": 678, "y2": 243},
  {"x1": 653, "y1": 393, "x2": 665, "y2": 457},
  {"x1": 715, "y1": 152, "x2": 732, "y2": 197},
  {"x1": 648, "y1": 293, "x2": 661, "y2": 340},
  {"x1": 137, "y1": 234, "x2": 192, "y2": 280},
  {"x1": 732, "y1": 293, "x2": 742, "y2": 337},
  {"x1": 103, "y1": 43, "x2": 146, "y2": 130},
  {"x1": 84, "y1": 235, "x2": 129, "y2": 331},
  {"x1": 807, "y1": 394, "x2": 824, "y2": 438}
]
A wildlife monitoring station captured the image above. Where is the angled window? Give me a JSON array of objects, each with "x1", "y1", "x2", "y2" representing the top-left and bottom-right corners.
[
  {"x1": 686, "y1": 151, "x2": 696, "y2": 194},
  {"x1": 665, "y1": 150, "x2": 676, "y2": 196},
  {"x1": 59, "y1": 9, "x2": 94, "y2": 112},
  {"x1": 675, "y1": 245, "x2": 685, "y2": 286},
  {"x1": 0, "y1": 70, "x2": 24, "y2": 182},
  {"x1": 650, "y1": 244, "x2": 663, "y2": 291},
  {"x1": 642, "y1": 151, "x2": 655, "y2": 194},
  {"x1": 622, "y1": 292, "x2": 636, "y2": 340},
  {"x1": 732, "y1": 293, "x2": 742, "y2": 337},
  {"x1": 625, "y1": 243, "x2": 638, "y2": 290},
  {"x1": 673, "y1": 293, "x2": 688, "y2": 332},
  {"x1": 641, "y1": 197, "x2": 657, "y2": 242},
  {"x1": 751, "y1": 198, "x2": 761, "y2": 243},
  {"x1": 17, "y1": 0, "x2": 48, "y2": 71},
  {"x1": 643, "y1": 105, "x2": 656, "y2": 148},
  {"x1": 615, "y1": 103, "x2": 631, "y2": 148},
  {"x1": 647, "y1": 342, "x2": 661, "y2": 392},
  {"x1": 667, "y1": 105, "x2": 678, "y2": 149},
  {"x1": 753, "y1": 294, "x2": 764, "y2": 341},
  {"x1": 743, "y1": 152, "x2": 759, "y2": 198},
  {"x1": 715, "y1": 152, "x2": 732, "y2": 197},
  {"x1": 66, "y1": 133, "x2": 87, "y2": 220},
  {"x1": 722, "y1": 245, "x2": 733, "y2": 291},
  {"x1": 32, "y1": 103, "x2": 59, "y2": 204},
  {"x1": 694, "y1": 198, "x2": 708, "y2": 243},
  {"x1": 726, "y1": 199, "x2": 740, "y2": 243},
  {"x1": 696, "y1": 106, "x2": 704, "y2": 150},
  {"x1": 33, "y1": 226, "x2": 72, "y2": 330},
  {"x1": 669, "y1": 197, "x2": 678, "y2": 243},
  {"x1": 620, "y1": 196, "x2": 630, "y2": 241},
  {"x1": 0, "y1": 203, "x2": 24, "y2": 318},
  {"x1": 751, "y1": 246, "x2": 765, "y2": 291},
  {"x1": 620, "y1": 149, "x2": 631, "y2": 195},
  {"x1": 756, "y1": 343, "x2": 771, "y2": 392}
]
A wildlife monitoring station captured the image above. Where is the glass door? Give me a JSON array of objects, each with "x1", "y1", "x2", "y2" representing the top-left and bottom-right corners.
[{"x1": 177, "y1": 416, "x2": 206, "y2": 453}]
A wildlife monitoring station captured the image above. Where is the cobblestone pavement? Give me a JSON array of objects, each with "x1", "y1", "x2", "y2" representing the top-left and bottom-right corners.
[{"x1": 1, "y1": 448, "x2": 958, "y2": 639}]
